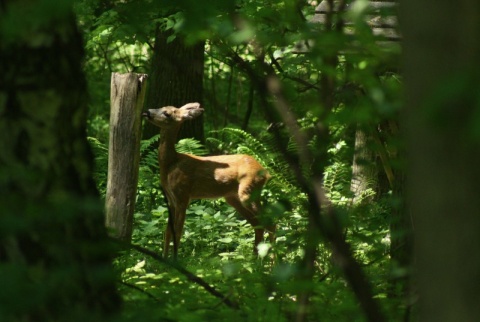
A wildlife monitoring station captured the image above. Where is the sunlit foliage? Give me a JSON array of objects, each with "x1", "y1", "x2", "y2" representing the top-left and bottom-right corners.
[{"x1": 78, "y1": 0, "x2": 404, "y2": 320}]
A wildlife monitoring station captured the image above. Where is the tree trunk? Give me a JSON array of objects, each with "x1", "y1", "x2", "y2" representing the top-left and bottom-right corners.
[
  {"x1": 402, "y1": 1, "x2": 480, "y2": 320},
  {"x1": 105, "y1": 73, "x2": 147, "y2": 241},
  {"x1": 144, "y1": 27, "x2": 205, "y2": 143},
  {"x1": 350, "y1": 126, "x2": 377, "y2": 204},
  {"x1": 241, "y1": 84, "x2": 254, "y2": 131},
  {"x1": 0, "y1": 2, "x2": 120, "y2": 320}
]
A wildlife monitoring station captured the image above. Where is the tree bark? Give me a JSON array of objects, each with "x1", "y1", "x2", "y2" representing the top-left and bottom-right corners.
[
  {"x1": 0, "y1": 2, "x2": 120, "y2": 320},
  {"x1": 144, "y1": 27, "x2": 205, "y2": 142},
  {"x1": 402, "y1": 1, "x2": 480, "y2": 320},
  {"x1": 241, "y1": 84, "x2": 254, "y2": 131},
  {"x1": 105, "y1": 72, "x2": 147, "y2": 241},
  {"x1": 350, "y1": 126, "x2": 377, "y2": 204}
]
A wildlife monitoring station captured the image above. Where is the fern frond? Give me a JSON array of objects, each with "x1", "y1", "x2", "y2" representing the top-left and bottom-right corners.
[
  {"x1": 87, "y1": 136, "x2": 109, "y2": 194},
  {"x1": 87, "y1": 136, "x2": 108, "y2": 156},
  {"x1": 175, "y1": 138, "x2": 209, "y2": 156},
  {"x1": 140, "y1": 134, "x2": 160, "y2": 154},
  {"x1": 139, "y1": 134, "x2": 159, "y2": 170}
]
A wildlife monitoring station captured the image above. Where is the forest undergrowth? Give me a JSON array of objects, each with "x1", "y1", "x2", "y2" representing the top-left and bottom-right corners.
[{"x1": 89, "y1": 125, "x2": 400, "y2": 321}]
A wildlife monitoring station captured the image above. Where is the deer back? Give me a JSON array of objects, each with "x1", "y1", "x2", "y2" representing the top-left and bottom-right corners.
[{"x1": 163, "y1": 153, "x2": 269, "y2": 200}]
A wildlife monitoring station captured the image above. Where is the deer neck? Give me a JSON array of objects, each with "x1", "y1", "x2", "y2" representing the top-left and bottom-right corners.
[{"x1": 158, "y1": 126, "x2": 181, "y2": 173}]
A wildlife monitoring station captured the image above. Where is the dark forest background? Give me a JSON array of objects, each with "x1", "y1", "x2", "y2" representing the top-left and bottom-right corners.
[{"x1": 1, "y1": 0, "x2": 479, "y2": 321}]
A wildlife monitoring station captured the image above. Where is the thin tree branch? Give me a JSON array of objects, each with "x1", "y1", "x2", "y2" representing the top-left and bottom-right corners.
[
  {"x1": 128, "y1": 243, "x2": 239, "y2": 310},
  {"x1": 209, "y1": 44, "x2": 219, "y2": 129},
  {"x1": 242, "y1": 84, "x2": 254, "y2": 130},
  {"x1": 370, "y1": 126, "x2": 395, "y2": 189},
  {"x1": 220, "y1": 15, "x2": 385, "y2": 320},
  {"x1": 119, "y1": 281, "x2": 161, "y2": 302},
  {"x1": 269, "y1": 51, "x2": 321, "y2": 91},
  {"x1": 224, "y1": 66, "x2": 234, "y2": 127}
]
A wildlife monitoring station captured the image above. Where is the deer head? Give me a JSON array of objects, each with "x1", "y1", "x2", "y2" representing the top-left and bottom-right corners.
[{"x1": 142, "y1": 102, "x2": 204, "y2": 129}]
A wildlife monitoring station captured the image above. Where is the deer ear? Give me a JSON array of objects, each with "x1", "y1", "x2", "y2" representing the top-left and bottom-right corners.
[
  {"x1": 179, "y1": 102, "x2": 204, "y2": 120},
  {"x1": 180, "y1": 102, "x2": 201, "y2": 110}
]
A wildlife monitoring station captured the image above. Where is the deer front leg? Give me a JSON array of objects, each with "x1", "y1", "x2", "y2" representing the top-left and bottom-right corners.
[
  {"x1": 225, "y1": 196, "x2": 264, "y2": 254},
  {"x1": 161, "y1": 188, "x2": 175, "y2": 258},
  {"x1": 168, "y1": 197, "x2": 189, "y2": 259},
  {"x1": 162, "y1": 202, "x2": 189, "y2": 259},
  {"x1": 163, "y1": 190, "x2": 180, "y2": 258}
]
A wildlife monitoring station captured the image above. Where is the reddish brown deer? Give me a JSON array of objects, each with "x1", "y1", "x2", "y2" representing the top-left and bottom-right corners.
[{"x1": 142, "y1": 102, "x2": 275, "y2": 258}]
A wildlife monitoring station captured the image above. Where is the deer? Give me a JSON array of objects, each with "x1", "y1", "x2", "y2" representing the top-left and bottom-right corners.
[{"x1": 142, "y1": 102, "x2": 275, "y2": 258}]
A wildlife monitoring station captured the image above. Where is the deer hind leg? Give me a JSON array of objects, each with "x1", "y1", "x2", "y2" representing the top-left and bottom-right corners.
[
  {"x1": 241, "y1": 174, "x2": 274, "y2": 247},
  {"x1": 163, "y1": 217, "x2": 172, "y2": 258},
  {"x1": 264, "y1": 221, "x2": 276, "y2": 243}
]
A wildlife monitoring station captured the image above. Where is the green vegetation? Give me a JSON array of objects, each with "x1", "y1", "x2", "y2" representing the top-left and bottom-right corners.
[
  {"x1": 81, "y1": 0, "x2": 405, "y2": 320},
  {"x1": 7, "y1": 0, "x2": 480, "y2": 321}
]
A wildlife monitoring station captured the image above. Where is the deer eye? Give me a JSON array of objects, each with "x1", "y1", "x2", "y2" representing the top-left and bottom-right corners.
[{"x1": 162, "y1": 111, "x2": 171, "y2": 118}]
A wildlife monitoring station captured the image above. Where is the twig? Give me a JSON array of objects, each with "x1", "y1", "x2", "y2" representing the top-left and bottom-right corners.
[
  {"x1": 119, "y1": 280, "x2": 161, "y2": 302},
  {"x1": 268, "y1": 51, "x2": 321, "y2": 91},
  {"x1": 128, "y1": 243, "x2": 239, "y2": 309},
  {"x1": 222, "y1": 12, "x2": 386, "y2": 321}
]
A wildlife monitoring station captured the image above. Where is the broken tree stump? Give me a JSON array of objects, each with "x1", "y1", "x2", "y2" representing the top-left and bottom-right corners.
[{"x1": 105, "y1": 72, "x2": 147, "y2": 242}]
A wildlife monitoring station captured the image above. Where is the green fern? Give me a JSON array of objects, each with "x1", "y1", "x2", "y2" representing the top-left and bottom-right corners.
[
  {"x1": 139, "y1": 134, "x2": 159, "y2": 170},
  {"x1": 140, "y1": 135, "x2": 209, "y2": 164},
  {"x1": 87, "y1": 136, "x2": 109, "y2": 195},
  {"x1": 175, "y1": 138, "x2": 209, "y2": 156},
  {"x1": 207, "y1": 128, "x2": 302, "y2": 199},
  {"x1": 140, "y1": 134, "x2": 160, "y2": 153}
]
